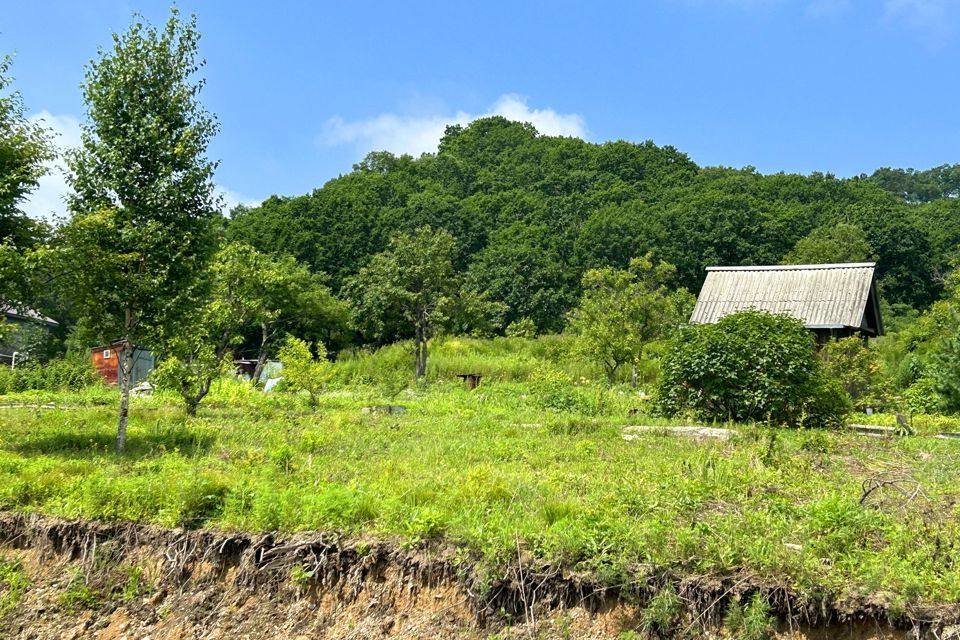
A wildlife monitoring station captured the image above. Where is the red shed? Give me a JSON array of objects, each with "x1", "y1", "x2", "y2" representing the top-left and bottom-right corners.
[{"x1": 90, "y1": 342, "x2": 155, "y2": 385}]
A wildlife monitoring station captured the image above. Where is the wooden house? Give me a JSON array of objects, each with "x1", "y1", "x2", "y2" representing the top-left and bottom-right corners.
[
  {"x1": 689, "y1": 262, "x2": 884, "y2": 343},
  {"x1": 90, "y1": 341, "x2": 155, "y2": 385},
  {"x1": 1, "y1": 306, "x2": 59, "y2": 366}
]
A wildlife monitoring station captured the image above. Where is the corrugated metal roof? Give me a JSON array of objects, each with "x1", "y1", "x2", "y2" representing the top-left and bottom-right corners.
[{"x1": 689, "y1": 263, "x2": 877, "y2": 329}]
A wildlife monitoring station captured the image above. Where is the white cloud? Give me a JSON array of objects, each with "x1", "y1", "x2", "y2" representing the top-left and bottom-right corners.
[
  {"x1": 320, "y1": 94, "x2": 588, "y2": 158},
  {"x1": 21, "y1": 111, "x2": 258, "y2": 221},
  {"x1": 21, "y1": 111, "x2": 82, "y2": 223},
  {"x1": 217, "y1": 186, "x2": 260, "y2": 213}
]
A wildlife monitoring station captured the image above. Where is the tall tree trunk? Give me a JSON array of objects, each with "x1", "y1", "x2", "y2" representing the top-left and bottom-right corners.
[
  {"x1": 252, "y1": 321, "x2": 270, "y2": 384},
  {"x1": 420, "y1": 338, "x2": 428, "y2": 380},
  {"x1": 414, "y1": 315, "x2": 427, "y2": 380},
  {"x1": 631, "y1": 363, "x2": 637, "y2": 389},
  {"x1": 117, "y1": 336, "x2": 134, "y2": 454}
]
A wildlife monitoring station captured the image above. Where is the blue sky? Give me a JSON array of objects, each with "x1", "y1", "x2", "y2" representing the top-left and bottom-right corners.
[{"x1": 4, "y1": 0, "x2": 960, "y2": 218}]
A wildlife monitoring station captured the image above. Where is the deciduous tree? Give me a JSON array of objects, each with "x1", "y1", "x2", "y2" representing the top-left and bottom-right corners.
[
  {"x1": 277, "y1": 335, "x2": 333, "y2": 410},
  {"x1": 0, "y1": 54, "x2": 52, "y2": 249},
  {"x1": 783, "y1": 223, "x2": 874, "y2": 265},
  {"x1": 0, "y1": 54, "x2": 52, "y2": 321},
  {"x1": 567, "y1": 255, "x2": 683, "y2": 386},
  {"x1": 61, "y1": 10, "x2": 221, "y2": 451},
  {"x1": 345, "y1": 226, "x2": 458, "y2": 380}
]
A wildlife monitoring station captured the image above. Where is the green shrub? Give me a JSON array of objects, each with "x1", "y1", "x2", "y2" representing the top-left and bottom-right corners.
[
  {"x1": 800, "y1": 373, "x2": 852, "y2": 429},
  {"x1": 277, "y1": 336, "x2": 334, "y2": 409},
  {"x1": 640, "y1": 584, "x2": 684, "y2": 637},
  {"x1": 819, "y1": 337, "x2": 891, "y2": 411},
  {"x1": 0, "y1": 358, "x2": 99, "y2": 395},
  {"x1": 529, "y1": 366, "x2": 590, "y2": 414},
  {"x1": 656, "y1": 310, "x2": 850, "y2": 427},
  {"x1": 0, "y1": 556, "x2": 28, "y2": 617},
  {"x1": 723, "y1": 593, "x2": 775, "y2": 640},
  {"x1": 58, "y1": 567, "x2": 101, "y2": 612},
  {"x1": 904, "y1": 377, "x2": 940, "y2": 414},
  {"x1": 933, "y1": 306, "x2": 960, "y2": 413},
  {"x1": 505, "y1": 317, "x2": 537, "y2": 338}
]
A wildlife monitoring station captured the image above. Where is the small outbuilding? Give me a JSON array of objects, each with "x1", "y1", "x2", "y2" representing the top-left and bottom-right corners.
[
  {"x1": 1, "y1": 306, "x2": 59, "y2": 366},
  {"x1": 91, "y1": 341, "x2": 155, "y2": 385},
  {"x1": 689, "y1": 262, "x2": 883, "y2": 343}
]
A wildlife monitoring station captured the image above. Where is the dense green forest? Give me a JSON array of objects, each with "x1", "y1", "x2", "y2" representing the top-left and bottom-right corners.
[
  {"x1": 5, "y1": 12, "x2": 960, "y2": 633},
  {"x1": 228, "y1": 117, "x2": 960, "y2": 335},
  {"x1": 3, "y1": 7, "x2": 960, "y2": 421}
]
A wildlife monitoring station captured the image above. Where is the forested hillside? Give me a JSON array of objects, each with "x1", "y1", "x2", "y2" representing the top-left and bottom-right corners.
[{"x1": 228, "y1": 117, "x2": 960, "y2": 335}]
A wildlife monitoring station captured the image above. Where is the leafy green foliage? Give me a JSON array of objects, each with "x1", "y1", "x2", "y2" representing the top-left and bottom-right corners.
[
  {"x1": 152, "y1": 243, "x2": 348, "y2": 414},
  {"x1": 723, "y1": 593, "x2": 775, "y2": 640},
  {"x1": 933, "y1": 306, "x2": 960, "y2": 413},
  {"x1": 207, "y1": 242, "x2": 350, "y2": 373},
  {"x1": 151, "y1": 339, "x2": 232, "y2": 416},
  {"x1": 0, "y1": 358, "x2": 98, "y2": 394},
  {"x1": 465, "y1": 222, "x2": 573, "y2": 333},
  {"x1": 58, "y1": 9, "x2": 221, "y2": 451},
  {"x1": 567, "y1": 256, "x2": 688, "y2": 386},
  {"x1": 0, "y1": 556, "x2": 28, "y2": 618},
  {"x1": 230, "y1": 116, "x2": 954, "y2": 331},
  {"x1": 819, "y1": 337, "x2": 890, "y2": 411},
  {"x1": 657, "y1": 310, "x2": 850, "y2": 427},
  {"x1": 504, "y1": 317, "x2": 537, "y2": 338},
  {"x1": 869, "y1": 164, "x2": 960, "y2": 203},
  {"x1": 58, "y1": 568, "x2": 101, "y2": 613},
  {"x1": 0, "y1": 55, "x2": 53, "y2": 317},
  {"x1": 639, "y1": 585, "x2": 684, "y2": 637},
  {"x1": 529, "y1": 366, "x2": 590, "y2": 413},
  {"x1": 0, "y1": 54, "x2": 52, "y2": 250},
  {"x1": 904, "y1": 377, "x2": 940, "y2": 414},
  {"x1": 345, "y1": 226, "x2": 492, "y2": 379},
  {"x1": 277, "y1": 335, "x2": 333, "y2": 409},
  {"x1": 782, "y1": 223, "x2": 874, "y2": 265}
]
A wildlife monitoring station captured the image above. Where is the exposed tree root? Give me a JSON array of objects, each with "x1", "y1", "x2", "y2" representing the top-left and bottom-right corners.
[{"x1": 0, "y1": 511, "x2": 956, "y2": 638}]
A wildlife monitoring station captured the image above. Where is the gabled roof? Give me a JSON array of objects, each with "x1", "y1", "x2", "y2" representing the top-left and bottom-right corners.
[
  {"x1": 2, "y1": 306, "x2": 58, "y2": 327},
  {"x1": 689, "y1": 262, "x2": 883, "y2": 336}
]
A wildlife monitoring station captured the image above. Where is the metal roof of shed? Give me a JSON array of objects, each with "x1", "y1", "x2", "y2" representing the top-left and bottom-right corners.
[{"x1": 689, "y1": 262, "x2": 882, "y2": 334}]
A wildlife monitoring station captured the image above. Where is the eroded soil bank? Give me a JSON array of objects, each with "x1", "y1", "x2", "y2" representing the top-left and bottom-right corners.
[{"x1": 0, "y1": 512, "x2": 953, "y2": 639}]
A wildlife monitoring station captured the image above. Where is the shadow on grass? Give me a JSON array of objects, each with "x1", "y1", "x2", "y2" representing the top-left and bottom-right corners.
[{"x1": 4, "y1": 419, "x2": 219, "y2": 458}]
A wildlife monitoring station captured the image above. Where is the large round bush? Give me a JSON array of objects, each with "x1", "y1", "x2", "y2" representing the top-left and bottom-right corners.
[{"x1": 656, "y1": 309, "x2": 850, "y2": 427}]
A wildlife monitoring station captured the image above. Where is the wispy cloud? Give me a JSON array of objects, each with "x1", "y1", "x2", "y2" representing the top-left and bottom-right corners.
[
  {"x1": 679, "y1": 0, "x2": 960, "y2": 42},
  {"x1": 218, "y1": 186, "x2": 260, "y2": 213},
  {"x1": 884, "y1": 0, "x2": 960, "y2": 46},
  {"x1": 805, "y1": 0, "x2": 852, "y2": 20},
  {"x1": 321, "y1": 94, "x2": 588, "y2": 158},
  {"x1": 21, "y1": 111, "x2": 259, "y2": 221}
]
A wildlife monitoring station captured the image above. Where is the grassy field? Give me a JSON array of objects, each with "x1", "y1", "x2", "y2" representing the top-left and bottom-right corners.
[{"x1": 1, "y1": 337, "x2": 959, "y2": 614}]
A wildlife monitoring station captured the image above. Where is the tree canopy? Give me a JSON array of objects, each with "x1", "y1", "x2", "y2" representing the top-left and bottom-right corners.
[
  {"x1": 60, "y1": 9, "x2": 221, "y2": 451},
  {"x1": 229, "y1": 118, "x2": 953, "y2": 333}
]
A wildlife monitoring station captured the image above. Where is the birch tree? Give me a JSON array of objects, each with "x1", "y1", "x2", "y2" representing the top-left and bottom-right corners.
[{"x1": 61, "y1": 10, "x2": 220, "y2": 452}]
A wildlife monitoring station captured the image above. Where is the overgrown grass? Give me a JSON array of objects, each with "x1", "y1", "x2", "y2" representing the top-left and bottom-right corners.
[
  {"x1": 1, "y1": 339, "x2": 960, "y2": 613},
  {"x1": 849, "y1": 410, "x2": 960, "y2": 435},
  {"x1": 335, "y1": 335, "x2": 611, "y2": 386},
  {"x1": 0, "y1": 556, "x2": 28, "y2": 617}
]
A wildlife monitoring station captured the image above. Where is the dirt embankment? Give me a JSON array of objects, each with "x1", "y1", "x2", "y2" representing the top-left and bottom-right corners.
[{"x1": 0, "y1": 512, "x2": 953, "y2": 639}]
